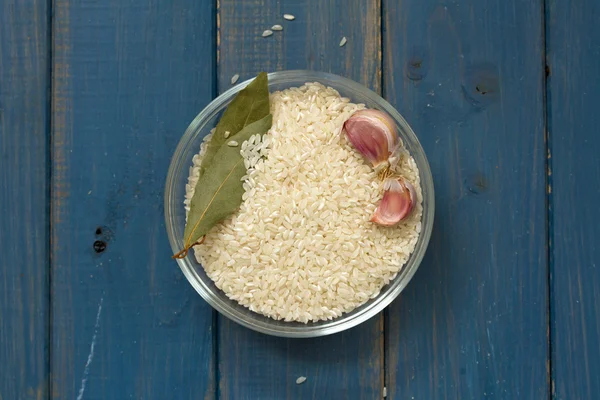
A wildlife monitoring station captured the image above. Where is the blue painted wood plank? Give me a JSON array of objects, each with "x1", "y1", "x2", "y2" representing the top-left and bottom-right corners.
[
  {"x1": 51, "y1": 1, "x2": 216, "y2": 398},
  {"x1": 0, "y1": 1, "x2": 50, "y2": 398},
  {"x1": 383, "y1": 1, "x2": 548, "y2": 399},
  {"x1": 547, "y1": 1, "x2": 600, "y2": 398},
  {"x1": 217, "y1": 1, "x2": 384, "y2": 399}
]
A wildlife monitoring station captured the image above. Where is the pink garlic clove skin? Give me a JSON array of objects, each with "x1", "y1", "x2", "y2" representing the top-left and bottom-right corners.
[
  {"x1": 343, "y1": 109, "x2": 399, "y2": 168},
  {"x1": 371, "y1": 177, "x2": 416, "y2": 226}
]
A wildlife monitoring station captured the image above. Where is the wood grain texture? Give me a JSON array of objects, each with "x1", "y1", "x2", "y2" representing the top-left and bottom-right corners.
[
  {"x1": 383, "y1": 1, "x2": 548, "y2": 398},
  {"x1": 217, "y1": 1, "x2": 384, "y2": 399},
  {"x1": 547, "y1": 0, "x2": 600, "y2": 398},
  {"x1": 217, "y1": 0, "x2": 381, "y2": 92},
  {"x1": 51, "y1": 1, "x2": 216, "y2": 398},
  {"x1": 0, "y1": 1, "x2": 50, "y2": 399}
]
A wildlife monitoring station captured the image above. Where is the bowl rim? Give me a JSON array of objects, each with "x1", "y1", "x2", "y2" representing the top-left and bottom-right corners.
[{"x1": 165, "y1": 70, "x2": 435, "y2": 337}]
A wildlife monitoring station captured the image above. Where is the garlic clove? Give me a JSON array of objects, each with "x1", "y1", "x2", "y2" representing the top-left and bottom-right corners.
[
  {"x1": 371, "y1": 177, "x2": 416, "y2": 226},
  {"x1": 343, "y1": 109, "x2": 399, "y2": 168}
]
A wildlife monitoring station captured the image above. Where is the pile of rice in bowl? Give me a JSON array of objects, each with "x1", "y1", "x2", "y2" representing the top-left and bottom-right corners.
[{"x1": 184, "y1": 82, "x2": 422, "y2": 323}]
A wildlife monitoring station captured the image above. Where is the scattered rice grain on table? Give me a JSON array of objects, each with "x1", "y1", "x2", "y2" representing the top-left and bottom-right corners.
[{"x1": 185, "y1": 82, "x2": 423, "y2": 323}]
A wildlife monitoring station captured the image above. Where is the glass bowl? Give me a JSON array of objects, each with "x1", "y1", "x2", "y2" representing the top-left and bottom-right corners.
[{"x1": 165, "y1": 70, "x2": 434, "y2": 337}]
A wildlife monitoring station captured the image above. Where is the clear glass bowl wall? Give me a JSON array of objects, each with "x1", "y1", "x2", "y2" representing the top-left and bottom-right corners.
[{"x1": 165, "y1": 70, "x2": 434, "y2": 337}]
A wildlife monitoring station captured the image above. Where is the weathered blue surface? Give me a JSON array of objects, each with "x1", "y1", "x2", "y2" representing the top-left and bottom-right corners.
[
  {"x1": 2, "y1": 0, "x2": 600, "y2": 399},
  {"x1": 382, "y1": 1, "x2": 549, "y2": 398},
  {"x1": 0, "y1": 1, "x2": 50, "y2": 398},
  {"x1": 217, "y1": 1, "x2": 384, "y2": 399},
  {"x1": 51, "y1": 1, "x2": 216, "y2": 398},
  {"x1": 547, "y1": 0, "x2": 600, "y2": 398}
]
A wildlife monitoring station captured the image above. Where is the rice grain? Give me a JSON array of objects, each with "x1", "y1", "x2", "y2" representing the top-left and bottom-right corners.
[{"x1": 296, "y1": 376, "x2": 307, "y2": 384}]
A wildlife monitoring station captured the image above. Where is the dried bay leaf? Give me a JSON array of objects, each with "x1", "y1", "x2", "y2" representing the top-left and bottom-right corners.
[
  {"x1": 174, "y1": 114, "x2": 273, "y2": 258},
  {"x1": 198, "y1": 72, "x2": 270, "y2": 178}
]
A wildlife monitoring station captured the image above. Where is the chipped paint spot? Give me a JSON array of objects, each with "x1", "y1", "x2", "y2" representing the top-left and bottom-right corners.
[{"x1": 76, "y1": 295, "x2": 104, "y2": 400}]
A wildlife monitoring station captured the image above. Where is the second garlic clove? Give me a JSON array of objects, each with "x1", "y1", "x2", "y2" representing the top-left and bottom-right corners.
[
  {"x1": 343, "y1": 109, "x2": 399, "y2": 169},
  {"x1": 371, "y1": 177, "x2": 416, "y2": 226}
]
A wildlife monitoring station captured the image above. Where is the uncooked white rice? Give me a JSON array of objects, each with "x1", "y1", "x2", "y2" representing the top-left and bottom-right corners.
[
  {"x1": 283, "y1": 14, "x2": 295, "y2": 21},
  {"x1": 271, "y1": 24, "x2": 283, "y2": 31},
  {"x1": 296, "y1": 376, "x2": 307, "y2": 384},
  {"x1": 185, "y1": 82, "x2": 423, "y2": 323},
  {"x1": 262, "y1": 29, "x2": 273, "y2": 38},
  {"x1": 339, "y1": 36, "x2": 347, "y2": 47}
]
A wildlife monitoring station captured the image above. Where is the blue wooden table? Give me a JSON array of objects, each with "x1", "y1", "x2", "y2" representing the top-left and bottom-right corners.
[{"x1": 1, "y1": 0, "x2": 598, "y2": 399}]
